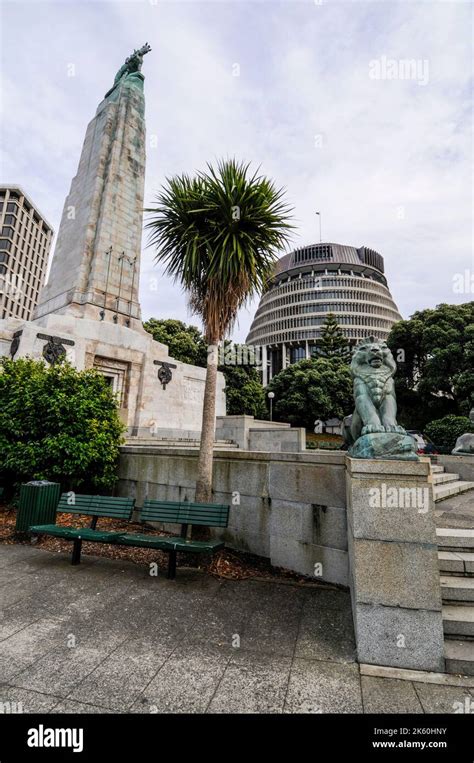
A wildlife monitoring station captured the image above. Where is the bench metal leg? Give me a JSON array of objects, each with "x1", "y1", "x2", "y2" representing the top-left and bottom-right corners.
[
  {"x1": 167, "y1": 550, "x2": 177, "y2": 580},
  {"x1": 71, "y1": 538, "x2": 82, "y2": 566}
]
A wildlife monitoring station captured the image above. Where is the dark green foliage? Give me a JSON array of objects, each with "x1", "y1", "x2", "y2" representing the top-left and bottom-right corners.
[
  {"x1": 143, "y1": 318, "x2": 207, "y2": 367},
  {"x1": 266, "y1": 358, "x2": 353, "y2": 429},
  {"x1": 314, "y1": 313, "x2": 351, "y2": 363},
  {"x1": 221, "y1": 364, "x2": 267, "y2": 418},
  {"x1": 425, "y1": 415, "x2": 473, "y2": 450},
  {"x1": 0, "y1": 358, "x2": 125, "y2": 491},
  {"x1": 387, "y1": 302, "x2": 474, "y2": 429}
]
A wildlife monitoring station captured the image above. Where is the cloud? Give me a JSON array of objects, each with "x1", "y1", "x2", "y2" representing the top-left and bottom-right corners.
[{"x1": 1, "y1": 0, "x2": 472, "y2": 341}]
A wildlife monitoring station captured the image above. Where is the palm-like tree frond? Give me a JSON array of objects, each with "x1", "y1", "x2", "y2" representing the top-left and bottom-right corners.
[{"x1": 145, "y1": 158, "x2": 294, "y2": 342}]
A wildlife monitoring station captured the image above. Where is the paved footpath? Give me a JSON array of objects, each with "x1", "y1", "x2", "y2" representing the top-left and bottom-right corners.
[{"x1": 0, "y1": 544, "x2": 472, "y2": 714}]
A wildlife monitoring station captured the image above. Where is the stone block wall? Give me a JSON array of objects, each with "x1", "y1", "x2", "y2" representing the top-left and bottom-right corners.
[
  {"x1": 437, "y1": 454, "x2": 474, "y2": 482},
  {"x1": 215, "y1": 415, "x2": 305, "y2": 452},
  {"x1": 117, "y1": 447, "x2": 347, "y2": 584}
]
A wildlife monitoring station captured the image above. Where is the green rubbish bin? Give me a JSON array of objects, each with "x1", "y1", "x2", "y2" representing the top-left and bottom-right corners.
[{"x1": 16, "y1": 481, "x2": 61, "y2": 532}]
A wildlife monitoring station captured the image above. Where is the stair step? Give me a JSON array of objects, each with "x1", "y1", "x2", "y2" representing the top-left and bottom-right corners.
[
  {"x1": 445, "y1": 640, "x2": 474, "y2": 676},
  {"x1": 443, "y1": 605, "x2": 474, "y2": 638},
  {"x1": 433, "y1": 472, "x2": 460, "y2": 485},
  {"x1": 438, "y1": 551, "x2": 474, "y2": 575},
  {"x1": 437, "y1": 528, "x2": 474, "y2": 551},
  {"x1": 124, "y1": 439, "x2": 238, "y2": 449},
  {"x1": 434, "y1": 480, "x2": 474, "y2": 502},
  {"x1": 440, "y1": 575, "x2": 474, "y2": 602},
  {"x1": 431, "y1": 465, "x2": 445, "y2": 474}
]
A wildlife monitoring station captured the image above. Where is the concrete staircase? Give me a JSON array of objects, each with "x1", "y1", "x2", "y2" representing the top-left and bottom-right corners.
[
  {"x1": 124, "y1": 436, "x2": 239, "y2": 450},
  {"x1": 431, "y1": 463, "x2": 474, "y2": 503},
  {"x1": 437, "y1": 526, "x2": 474, "y2": 675}
]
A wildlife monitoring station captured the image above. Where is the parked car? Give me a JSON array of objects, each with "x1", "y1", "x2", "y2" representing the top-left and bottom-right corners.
[{"x1": 406, "y1": 430, "x2": 439, "y2": 455}]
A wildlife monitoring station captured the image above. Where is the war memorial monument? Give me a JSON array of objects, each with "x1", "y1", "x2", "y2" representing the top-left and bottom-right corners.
[{"x1": 0, "y1": 45, "x2": 226, "y2": 435}]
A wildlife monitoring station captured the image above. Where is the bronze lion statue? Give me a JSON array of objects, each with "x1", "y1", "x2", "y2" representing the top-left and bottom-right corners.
[{"x1": 344, "y1": 336, "x2": 406, "y2": 447}]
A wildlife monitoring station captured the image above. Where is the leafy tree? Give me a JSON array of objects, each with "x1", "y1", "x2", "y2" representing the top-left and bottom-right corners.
[
  {"x1": 218, "y1": 340, "x2": 267, "y2": 418},
  {"x1": 222, "y1": 365, "x2": 267, "y2": 418},
  {"x1": 387, "y1": 302, "x2": 474, "y2": 429},
  {"x1": 143, "y1": 318, "x2": 207, "y2": 367},
  {"x1": 425, "y1": 415, "x2": 474, "y2": 450},
  {"x1": 266, "y1": 357, "x2": 353, "y2": 429},
  {"x1": 0, "y1": 358, "x2": 125, "y2": 491},
  {"x1": 314, "y1": 313, "x2": 351, "y2": 363},
  {"x1": 146, "y1": 159, "x2": 293, "y2": 502}
]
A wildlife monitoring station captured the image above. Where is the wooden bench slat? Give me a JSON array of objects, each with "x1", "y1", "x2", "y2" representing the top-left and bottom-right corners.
[
  {"x1": 29, "y1": 525, "x2": 124, "y2": 543},
  {"x1": 141, "y1": 499, "x2": 229, "y2": 528},
  {"x1": 56, "y1": 493, "x2": 134, "y2": 519}
]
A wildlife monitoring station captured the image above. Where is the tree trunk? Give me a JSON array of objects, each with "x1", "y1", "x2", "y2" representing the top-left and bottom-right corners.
[{"x1": 195, "y1": 344, "x2": 218, "y2": 505}]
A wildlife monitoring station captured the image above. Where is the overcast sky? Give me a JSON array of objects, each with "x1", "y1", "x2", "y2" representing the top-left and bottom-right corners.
[{"x1": 1, "y1": 0, "x2": 472, "y2": 341}]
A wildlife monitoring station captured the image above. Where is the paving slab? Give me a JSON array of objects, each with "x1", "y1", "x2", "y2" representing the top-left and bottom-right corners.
[
  {"x1": 49, "y1": 699, "x2": 116, "y2": 714},
  {"x1": 295, "y1": 605, "x2": 356, "y2": 664},
  {"x1": 177, "y1": 599, "x2": 250, "y2": 649},
  {"x1": 207, "y1": 650, "x2": 292, "y2": 713},
  {"x1": 0, "y1": 575, "x2": 52, "y2": 609},
  {"x1": 284, "y1": 658, "x2": 363, "y2": 713},
  {"x1": 0, "y1": 544, "x2": 46, "y2": 568},
  {"x1": 68, "y1": 636, "x2": 176, "y2": 711},
  {"x1": 236, "y1": 608, "x2": 302, "y2": 658},
  {"x1": 0, "y1": 684, "x2": 62, "y2": 713},
  {"x1": 0, "y1": 609, "x2": 48, "y2": 643},
  {"x1": 0, "y1": 617, "x2": 66, "y2": 682},
  {"x1": 131, "y1": 642, "x2": 231, "y2": 714},
  {"x1": 9, "y1": 641, "x2": 127, "y2": 698},
  {"x1": 299, "y1": 586, "x2": 352, "y2": 612},
  {"x1": 413, "y1": 682, "x2": 474, "y2": 713},
  {"x1": 361, "y1": 676, "x2": 423, "y2": 713}
]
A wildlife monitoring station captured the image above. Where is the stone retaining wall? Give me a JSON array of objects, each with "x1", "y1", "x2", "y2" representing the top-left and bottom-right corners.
[
  {"x1": 437, "y1": 454, "x2": 474, "y2": 482},
  {"x1": 117, "y1": 447, "x2": 348, "y2": 585}
]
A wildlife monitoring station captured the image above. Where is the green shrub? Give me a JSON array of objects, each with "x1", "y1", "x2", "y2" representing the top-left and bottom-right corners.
[
  {"x1": 266, "y1": 358, "x2": 352, "y2": 429},
  {"x1": 0, "y1": 358, "x2": 125, "y2": 491},
  {"x1": 424, "y1": 415, "x2": 473, "y2": 450}
]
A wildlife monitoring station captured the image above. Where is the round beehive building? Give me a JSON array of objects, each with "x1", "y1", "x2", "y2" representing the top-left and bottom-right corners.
[{"x1": 246, "y1": 242, "x2": 402, "y2": 384}]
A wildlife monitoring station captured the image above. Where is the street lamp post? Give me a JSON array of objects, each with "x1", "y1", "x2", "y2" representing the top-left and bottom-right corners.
[{"x1": 267, "y1": 391, "x2": 275, "y2": 422}]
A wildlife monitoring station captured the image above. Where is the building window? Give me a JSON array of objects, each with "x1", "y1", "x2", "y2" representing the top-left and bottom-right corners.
[
  {"x1": 290, "y1": 346, "x2": 306, "y2": 363},
  {"x1": 1, "y1": 227, "x2": 14, "y2": 238}
]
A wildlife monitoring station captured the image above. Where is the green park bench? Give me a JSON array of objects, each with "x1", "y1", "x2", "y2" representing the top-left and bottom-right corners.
[
  {"x1": 29, "y1": 494, "x2": 229, "y2": 579},
  {"x1": 115, "y1": 499, "x2": 230, "y2": 579},
  {"x1": 29, "y1": 493, "x2": 135, "y2": 565}
]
